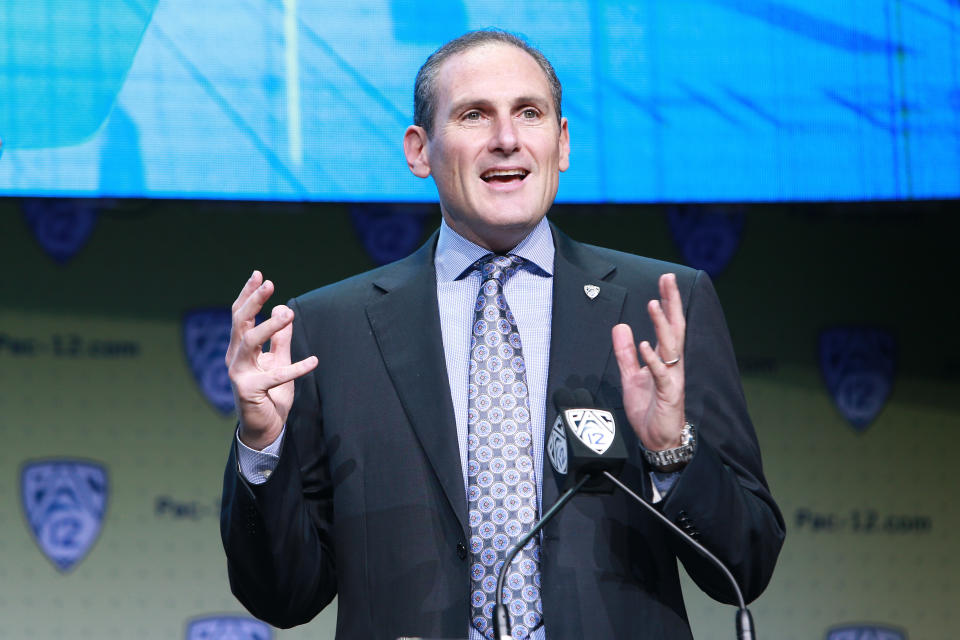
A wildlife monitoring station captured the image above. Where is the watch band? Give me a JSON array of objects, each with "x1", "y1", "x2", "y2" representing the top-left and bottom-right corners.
[{"x1": 641, "y1": 422, "x2": 696, "y2": 471}]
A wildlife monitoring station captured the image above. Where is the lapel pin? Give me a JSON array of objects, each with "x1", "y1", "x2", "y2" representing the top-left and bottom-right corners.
[{"x1": 584, "y1": 284, "x2": 600, "y2": 299}]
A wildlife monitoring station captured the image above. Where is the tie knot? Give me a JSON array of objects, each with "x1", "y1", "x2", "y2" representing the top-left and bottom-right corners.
[{"x1": 477, "y1": 254, "x2": 524, "y2": 285}]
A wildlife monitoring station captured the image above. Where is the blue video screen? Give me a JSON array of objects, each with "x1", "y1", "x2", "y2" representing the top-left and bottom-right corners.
[{"x1": 1, "y1": 0, "x2": 957, "y2": 202}]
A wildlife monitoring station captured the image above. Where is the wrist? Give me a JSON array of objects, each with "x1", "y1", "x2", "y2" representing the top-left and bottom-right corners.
[
  {"x1": 238, "y1": 424, "x2": 283, "y2": 451},
  {"x1": 640, "y1": 422, "x2": 696, "y2": 472}
]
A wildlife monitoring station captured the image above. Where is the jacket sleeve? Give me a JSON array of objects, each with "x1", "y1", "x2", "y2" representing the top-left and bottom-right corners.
[
  {"x1": 219, "y1": 296, "x2": 338, "y2": 628},
  {"x1": 658, "y1": 270, "x2": 786, "y2": 604}
]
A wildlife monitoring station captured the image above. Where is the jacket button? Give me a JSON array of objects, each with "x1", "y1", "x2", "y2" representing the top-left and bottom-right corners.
[{"x1": 457, "y1": 542, "x2": 467, "y2": 560}]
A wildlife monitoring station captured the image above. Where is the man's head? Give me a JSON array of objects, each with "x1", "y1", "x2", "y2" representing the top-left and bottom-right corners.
[
  {"x1": 413, "y1": 30, "x2": 563, "y2": 137},
  {"x1": 403, "y1": 30, "x2": 570, "y2": 253}
]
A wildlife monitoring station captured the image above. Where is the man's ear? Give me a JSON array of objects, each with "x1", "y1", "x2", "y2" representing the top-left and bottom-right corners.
[
  {"x1": 403, "y1": 125, "x2": 431, "y2": 178},
  {"x1": 558, "y1": 117, "x2": 570, "y2": 173}
]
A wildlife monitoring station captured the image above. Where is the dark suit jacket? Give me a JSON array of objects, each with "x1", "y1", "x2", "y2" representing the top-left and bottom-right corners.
[{"x1": 220, "y1": 224, "x2": 785, "y2": 639}]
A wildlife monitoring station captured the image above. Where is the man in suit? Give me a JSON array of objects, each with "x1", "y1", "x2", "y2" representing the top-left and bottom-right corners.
[{"x1": 220, "y1": 30, "x2": 784, "y2": 640}]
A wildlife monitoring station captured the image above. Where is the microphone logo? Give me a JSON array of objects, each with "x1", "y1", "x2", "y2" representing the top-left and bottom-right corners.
[
  {"x1": 547, "y1": 415, "x2": 568, "y2": 474},
  {"x1": 566, "y1": 408, "x2": 616, "y2": 454}
]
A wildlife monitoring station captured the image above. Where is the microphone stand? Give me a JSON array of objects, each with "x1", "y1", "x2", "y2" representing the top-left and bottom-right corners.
[
  {"x1": 493, "y1": 474, "x2": 590, "y2": 640},
  {"x1": 601, "y1": 471, "x2": 756, "y2": 640}
]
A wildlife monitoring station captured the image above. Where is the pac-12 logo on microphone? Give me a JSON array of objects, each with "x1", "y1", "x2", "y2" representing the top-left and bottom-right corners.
[
  {"x1": 819, "y1": 326, "x2": 897, "y2": 432},
  {"x1": 20, "y1": 459, "x2": 109, "y2": 572},
  {"x1": 186, "y1": 615, "x2": 273, "y2": 639},
  {"x1": 547, "y1": 415, "x2": 568, "y2": 474},
  {"x1": 825, "y1": 623, "x2": 906, "y2": 640},
  {"x1": 183, "y1": 308, "x2": 235, "y2": 414},
  {"x1": 565, "y1": 408, "x2": 616, "y2": 454}
]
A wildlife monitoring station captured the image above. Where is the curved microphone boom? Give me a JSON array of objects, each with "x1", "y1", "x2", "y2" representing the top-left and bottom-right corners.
[
  {"x1": 492, "y1": 474, "x2": 589, "y2": 640},
  {"x1": 493, "y1": 388, "x2": 757, "y2": 640},
  {"x1": 599, "y1": 470, "x2": 756, "y2": 640}
]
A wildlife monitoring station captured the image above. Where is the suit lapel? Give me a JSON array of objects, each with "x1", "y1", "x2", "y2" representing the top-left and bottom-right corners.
[
  {"x1": 362, "y1": 226, "x2": 629, "y2": 534},
  {"x1": 365, "y1": 236, "x2": 468, "y2": 534},
  {"x1": 542, "y1": 227, "x2": 627, "y2": 509}
]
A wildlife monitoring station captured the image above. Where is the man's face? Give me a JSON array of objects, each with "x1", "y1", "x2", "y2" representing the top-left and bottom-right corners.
[{"x1": 405, "y1": 43, "x2": 570, "y2": 252}]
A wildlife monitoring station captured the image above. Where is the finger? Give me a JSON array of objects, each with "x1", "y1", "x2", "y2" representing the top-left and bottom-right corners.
[
  {"x1": 235, "y1": 279, "x2": 275, "y2": 329},
  {"x1": 255, "y1": 355, "x2": 318, "y2": 389},
  {"x1": 266, "y1": 306, "x2": 294, "y2": 367},
  {"x1": 638, "y1": 339, "x2": 671, "y2": 383},
  {"x1": 241, "y1": 305, "x2": 293, "y2": 364},
  {"x1": 226, "y1": 272, "x2": 264, "y2": 364},
  {"x1": 228, "y1": 280, "x2": 277, "y2": 369},
  {"x1": 612, "y1": 323, "x2": 643, "y2": 384},
  {"x1": 613, "y1": 325, "x2": 654, "y2": 432},
  {"x1": 647, "y1": 299, "x2": 680, "y2": 362},
  {"x1": 229, "y1": 279, "x2": 276, "y2": 364},
  {"x1": 660, "y1": 273, "x2": 685, "y2": 330},
  {"x1": 231, "y1": 270, "x2": 264, "y2": 314}
]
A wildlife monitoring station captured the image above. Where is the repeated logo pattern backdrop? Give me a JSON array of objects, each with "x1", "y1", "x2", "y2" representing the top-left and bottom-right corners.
[
  {"x1": 183, "y1": 309, "x2": 237, "y2": 415},
  {"x1": 186, "y1": 615, "x2": 273, "y2": 640},
  {"x1": 20, "y1": 460, "x2": 109, "y2": 573},
  {"x1": 819, "y1": 328, "x2": 897, "y2": 431},
  {"x1": 1, "y1": 201, "x2": 957, "y2": 639},
  {"x1": 22, "y1": 200, "x2": 101, "y2": 265},
  {"x1": 826, "y1": 625, "x2": 907, "y2": 640}
]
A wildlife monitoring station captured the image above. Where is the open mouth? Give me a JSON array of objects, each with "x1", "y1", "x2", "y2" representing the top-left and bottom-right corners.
[{"x1": 480, "y1": 168, "x2": 529, "y2": 184}]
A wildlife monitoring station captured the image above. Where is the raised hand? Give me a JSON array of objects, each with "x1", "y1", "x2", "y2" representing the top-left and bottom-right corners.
[
  {"x1": 226, "y1": 270, "x2": 318, "y2": 450},
  {"x1": 612, "y1": 273, "x2": 686, "y2": 451}
]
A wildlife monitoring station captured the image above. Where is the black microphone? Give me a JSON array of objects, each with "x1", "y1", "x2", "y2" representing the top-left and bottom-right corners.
[
  {"x1": 546, "y1": 388, "x2": 627, "y2": 493},
  {"x1": 494, "y1": 388, "x2": 624, "y2": 639},
  {"x1": 495, "y1": 388, "x2": 757, "y2": 640}
]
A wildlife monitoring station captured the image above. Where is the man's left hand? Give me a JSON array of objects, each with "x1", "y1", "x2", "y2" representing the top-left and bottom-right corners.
[{"x1": 612, "y1": 273, "x2": 686, "y2": 451}]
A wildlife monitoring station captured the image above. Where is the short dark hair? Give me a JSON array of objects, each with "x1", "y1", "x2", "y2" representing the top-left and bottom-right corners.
[{"x1": 413, "y1": 29, "x2": 563, "y2": 136}]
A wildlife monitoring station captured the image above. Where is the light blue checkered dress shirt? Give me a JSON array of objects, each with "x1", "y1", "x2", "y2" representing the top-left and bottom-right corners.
[{"x1": 435, "y1": 219, "x2": 554, "y2": 640}]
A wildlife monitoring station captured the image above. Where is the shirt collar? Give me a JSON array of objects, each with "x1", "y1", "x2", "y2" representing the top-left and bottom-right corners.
[{"x1": 434, "y1": 216, "x2": 555, "y2": 282}]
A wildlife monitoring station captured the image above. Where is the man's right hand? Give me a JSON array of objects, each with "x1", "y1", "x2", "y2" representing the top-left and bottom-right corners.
[{"x1": 226, "y1": 270, "x2": 319, "y2": 450}]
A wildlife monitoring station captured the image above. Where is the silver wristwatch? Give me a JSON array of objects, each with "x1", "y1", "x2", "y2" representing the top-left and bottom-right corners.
[{"x1": 641, "y1": 422, "x2": 696, "y2": 471}]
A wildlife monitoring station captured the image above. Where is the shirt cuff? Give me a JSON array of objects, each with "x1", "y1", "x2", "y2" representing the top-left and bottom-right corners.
[
  {"x1": 235, "y1": 428, "x2": 285, "y2": 485},
  {"x1": 649, "y1": 469, "x2": 680, "y2": 503}
]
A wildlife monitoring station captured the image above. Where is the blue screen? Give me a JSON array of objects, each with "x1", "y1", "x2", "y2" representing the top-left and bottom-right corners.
[{"x1": 1, "y1": 0, "x2": 958, "y2": 202}]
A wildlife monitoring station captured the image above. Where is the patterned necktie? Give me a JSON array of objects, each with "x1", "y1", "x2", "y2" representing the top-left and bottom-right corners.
[{"x1": 467, "y1": 254, "x2": 543, "y2": 640}]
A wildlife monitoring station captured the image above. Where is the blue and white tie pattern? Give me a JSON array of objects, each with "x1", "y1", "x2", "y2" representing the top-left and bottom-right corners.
[{"x1": 468, "y1": 254, "x2": 542, "y2": 640}]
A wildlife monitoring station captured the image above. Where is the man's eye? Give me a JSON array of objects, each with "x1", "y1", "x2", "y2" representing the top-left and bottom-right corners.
[
  {"x1": 464, "y1": 111, "x2": 481, "y2": 121},
  {"x1": 521, "y1": 109, "x2": 539, "y2": 119}
]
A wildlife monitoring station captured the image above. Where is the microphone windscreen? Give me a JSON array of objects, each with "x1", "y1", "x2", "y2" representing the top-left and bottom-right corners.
[
  {"x1": 553, "y1": 388, "x2": 575, "y2": 411},
  {"x1": 573, "y1": 388, "x2": 594, "y2": 408}
]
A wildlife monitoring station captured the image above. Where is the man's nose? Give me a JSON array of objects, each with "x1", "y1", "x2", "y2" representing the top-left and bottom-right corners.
[{"x1": 488, "y1": 116, "x2": 520, "y2": 154}]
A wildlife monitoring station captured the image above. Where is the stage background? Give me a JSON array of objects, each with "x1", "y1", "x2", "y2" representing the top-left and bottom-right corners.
[
  {"x1": 3, "y1": 0, "x2": 959, "y2": 637},
  {"x1": 1, "y1": 200, "x2": 957, "y2": 639}
]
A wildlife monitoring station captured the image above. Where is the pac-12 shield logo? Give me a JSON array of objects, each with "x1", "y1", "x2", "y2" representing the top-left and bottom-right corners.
[
  {"x1": 667, "y1": 206, "x2": 744, "y2": 278},
  {"x1": 565, "y1": 408, "x2": 616, "y2": 454},
  {"x1": 183, "y1": 309, "x2": 235, "y2": 414},
  {"x1": 819, "y1": 327, "x2": 897, "y2": 432},
  {"x1": 826, "y1": 623, "x2": 906, "y2": 640},
  {"x1": 547, "y1": 415, "x2": 568, "y2": 474},
  {"x1": 186, "y1": 615, "x2": 273, "y2": 640},
  {"x1": 350, "y1": 204, "x2": 427, "y2": 266},
  {"x1": 20, "y1": 459, "x2": 109, "y2": 572},
  {"x1": 22, "y1": 199, "x2": 100, "y2": 264}
]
